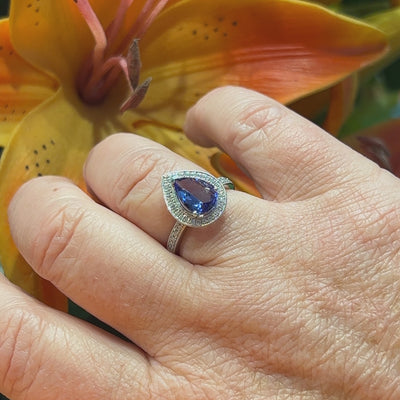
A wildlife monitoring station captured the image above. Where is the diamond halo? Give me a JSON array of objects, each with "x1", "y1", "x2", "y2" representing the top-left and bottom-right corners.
[{"x1": 162, "y1": 170, "x2": 230, "y2": 228}]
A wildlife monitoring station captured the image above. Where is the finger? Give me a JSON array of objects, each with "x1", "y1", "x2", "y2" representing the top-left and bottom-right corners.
[
  {"x1": 7, "y1": 176, "x2": 201, "y2": 354},
  {"x1": 84, "y1": 133, "x2": 202, "y2": 245},
  {"x1": 0, "y1": 275, "x2": 153, "y2": 400},
  {"x1": 184, "y1": 86, "x2": 379, "y2": 201},
  {"x1": 83, "y1": 133, "x2": 267, "y2": 264}
]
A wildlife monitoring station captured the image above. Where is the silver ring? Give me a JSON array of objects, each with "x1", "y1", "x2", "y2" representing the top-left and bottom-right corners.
[{"x1": 162, "y1": 170, "x2": 234, "y2": 253}]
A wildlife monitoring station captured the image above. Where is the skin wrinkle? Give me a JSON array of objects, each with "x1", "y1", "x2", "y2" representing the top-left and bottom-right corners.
[
  {"x1": 154, "y1": 330, "x2": 260, "y2": 399},
  {"x1": 85, "y1": 135, "x2": 202, "y2": 243},
  {"x1": 312, "y1": 188, "x2": 389, "y2": 263},
  {"x1": 298, "y1": 194, "x2": 400, "y2": 357},
  {"x1": 188, "y1": 198, "x2": 269, "y2": 267},
  {"x1": 150, "y1": 349, "x2": 224, "y2": 400},
  {"x1": 113, "y1": 146, "x2": 173, "y2": 215},
  {"x1": 38, "y1": 207, "x2": 87, "y2": 287},
  {"x1": 0, "y1": 311, "x2": 25, "y2": 395},
  {"x1": 274, "y1": 149, "x2": 338, "y2": 201},
  {"x1": 114, "y1": 255, "x2": 184, "y2": 343},
  {"x1": 204, "y1": 293, "x2": 354, "y2": 399},
  {"x1": 29, "y1": 322, "x2": 77, "y2": 400},
  {"x1": 326, "y1": 195, "x2": 400, "y2": 287},
  {"x1": 1, "y1": 309, "x2": 53, "y2": 399},
  {"x1": 211, "y1": 94, "x2": 337, "y2": 201},
  {"x1": 232, "y1": 102, "x2": 282, "y2": 155}
]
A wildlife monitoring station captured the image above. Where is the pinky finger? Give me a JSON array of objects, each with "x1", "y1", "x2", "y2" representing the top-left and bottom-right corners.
[{"x1": 0, "y1": 275, "x2": 150, "y2": 400}]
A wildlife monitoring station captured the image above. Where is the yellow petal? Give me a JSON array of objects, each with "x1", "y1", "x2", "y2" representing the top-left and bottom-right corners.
[
  {"x1": 0, "y1": 18, "x2": 58, "y2": 137},
  {"x1": 137, "y1": 0, "x2": 387, "y2": 128},
  {"x1": 0, "y1": 88, "x2": 96, "y2": 309},
  {"x1": 9, "y1": 0, "x2": 117, "y2": 84},
  {"x1": 123, "y1": 112, "x2": 219, "y2": 174},
  {"x1": 9, "y1": 0, "x2": 169, "y2": 85},
  {"x1": 0, "y1": 132, "x2": 10, "y2": 148}
]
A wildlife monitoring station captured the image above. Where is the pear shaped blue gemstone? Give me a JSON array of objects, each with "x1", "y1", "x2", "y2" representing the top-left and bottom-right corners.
[{"x1": 173, "y1": 177, "x2": 218, "y2": 215}]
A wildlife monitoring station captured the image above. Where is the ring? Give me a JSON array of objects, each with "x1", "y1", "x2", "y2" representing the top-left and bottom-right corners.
[{"x1": 162, "y1": 170, "x2": 235, "y2": 253}]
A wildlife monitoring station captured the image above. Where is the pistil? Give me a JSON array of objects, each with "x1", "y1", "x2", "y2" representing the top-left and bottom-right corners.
[{"x1": 74, "y1": 0, "x2": 168, "y2": 107}]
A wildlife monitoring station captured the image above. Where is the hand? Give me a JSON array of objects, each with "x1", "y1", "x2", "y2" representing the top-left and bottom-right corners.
[{"x1": 1, "y1": 86, "x2": 400, "y2": 399}]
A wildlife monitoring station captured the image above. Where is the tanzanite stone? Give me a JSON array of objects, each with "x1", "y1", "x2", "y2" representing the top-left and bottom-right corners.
[{"x1": 173, "y1": 177, "x2": 218, "y2": 215}]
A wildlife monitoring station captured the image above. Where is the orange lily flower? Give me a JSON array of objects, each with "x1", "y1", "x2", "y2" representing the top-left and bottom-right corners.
[
  {"x1": 0, "y1": 0, "x2": 388, "y2": 308},
  {"x1": 291, "y1": 5, "x2": 400, "y2": 136}
]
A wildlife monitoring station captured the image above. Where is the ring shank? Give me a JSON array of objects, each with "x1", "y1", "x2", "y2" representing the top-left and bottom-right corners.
[{"x1": 167, "y1": 222, "x2": 187, "y2": 253}]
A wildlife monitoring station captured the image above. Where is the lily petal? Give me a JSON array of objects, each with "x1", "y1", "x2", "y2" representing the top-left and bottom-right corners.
[
  {"x1": 0, "y1": 88, "x2": 97, "y2": 308},
  {"x1": 137, "y1": 0, "x2": 387, "y2": 127},
  {"x1": 123, "y1": 111, "x2": 219, "y2": 173},
  {"x1": 9, "y1": 0, "x2": 124, "y2": 84},
  {"x1": 9, "y1": 0, "x2": 171, "y2": 86},
  {"x1": 0, "y1": 18, "x2": 58, "y2": 138}
]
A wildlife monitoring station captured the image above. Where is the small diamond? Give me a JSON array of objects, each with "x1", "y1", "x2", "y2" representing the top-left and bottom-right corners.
[{"x1": 173, "y1": 177, "x2": 218, "y2": 215}]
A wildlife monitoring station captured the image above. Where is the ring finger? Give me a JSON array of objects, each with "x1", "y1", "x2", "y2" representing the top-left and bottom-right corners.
[{"x1": 84, "y1": 133, "x2": 265, "y2": 264}]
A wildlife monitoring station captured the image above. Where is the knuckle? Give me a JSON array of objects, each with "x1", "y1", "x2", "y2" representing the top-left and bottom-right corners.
[
  {"x1": 113, "y1": 147, "x2": 179, "y2": 215},
  {"x1": 0, "y1": 307, "x2": 45, "y2": 398},
  {"x1": 30, "y1": 201, "x2": 86, "y2": 282},
  {"x1": 231, "y1": 101, "x2": 285, "y2": 156},
  {"x1": 232, "y1": 100, "x2": 328, "y2": 168}
]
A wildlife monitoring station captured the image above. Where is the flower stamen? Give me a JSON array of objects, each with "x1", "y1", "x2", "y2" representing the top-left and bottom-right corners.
[
  {"x1": 73, "y1": 0, "x2": 107, "y2": 69},
  {"x1": 116, "y1": 0, "x2": 170, "y2": 53},
  {"x1": 83, "y1": 56, "x2": 129, "y2": 102},
  {"x1": 74, "y1": 0, "x2": 168, "y2": 107},
  {"x1": 105, "y1": 0, "x2": 135, "y2": 52}
]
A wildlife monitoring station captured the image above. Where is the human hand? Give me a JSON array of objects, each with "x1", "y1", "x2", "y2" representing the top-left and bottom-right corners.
[{"x1": 1, "y1": 86, "x2": 400, "y2": 399}]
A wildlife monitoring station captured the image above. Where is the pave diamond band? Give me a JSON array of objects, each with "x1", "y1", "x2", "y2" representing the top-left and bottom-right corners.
[{"x1": 162, "y1": 170, "x2": 234, "y2": 253}]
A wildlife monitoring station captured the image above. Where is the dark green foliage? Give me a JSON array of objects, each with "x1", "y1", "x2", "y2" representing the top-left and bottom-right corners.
[
  {"x1": 384, "y1": 59, "x2": 400, "y2": 90},
  {"x1": 0, "y1": 0, "x2": 9, "y2": 17},
  {"x1": 341, "y1": 0, "x2": 392, "y2": 16}
]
